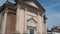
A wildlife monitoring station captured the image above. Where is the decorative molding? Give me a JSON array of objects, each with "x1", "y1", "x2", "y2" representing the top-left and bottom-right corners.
[
  {"x1": 0, "y1": 1, "x2": 16, "y2": 13},
  {"x1": 27, "y1": 14, "x2": 37, "y2": 18},
  {"x1": 27, "y1": 18, "x2": 37, "y2": 23},
  {"x1": 3, "y1": 8, "x2": 16, "y2": 15},
  {"x1": 17, "y1": 1, "x2": 43, "y2": 14},
  {"x1": 15, "y1": 0, "x2": 45, "y2": 11},
  {"x1": 20, "y1": 7, "x2": 25, "y2": 10},
  {"x1": 43, "y1": 15, "x2": 47, "y2": 23}
]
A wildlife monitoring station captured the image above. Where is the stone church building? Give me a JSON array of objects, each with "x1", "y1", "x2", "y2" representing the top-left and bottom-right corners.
[{"x1": 0, "y1": 0, "x2": 47, "y2": 34}]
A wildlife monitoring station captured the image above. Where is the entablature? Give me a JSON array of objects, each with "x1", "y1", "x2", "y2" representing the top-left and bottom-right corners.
[
  {"x1": 0, "y1": 1, "x2": 16, "y2": 15},
  {"x1": 17, "y1": 2, "x2": 44, "y2": 16}
]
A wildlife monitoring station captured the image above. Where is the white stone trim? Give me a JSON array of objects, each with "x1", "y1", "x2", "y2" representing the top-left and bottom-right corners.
[
  {"x1": 37, "y1": 13, "x2": 43, "y2": 34},
  {"x1": 16, "y1": 5, "x2": 25, "y2": 34},
  {"x1": 2, "y1": 13, "x2": 7, "y2": 34}
]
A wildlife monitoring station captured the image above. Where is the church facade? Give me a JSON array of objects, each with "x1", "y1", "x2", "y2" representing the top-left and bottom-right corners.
[{"x1": 0, "y1": 0, "x2": 47, "y2": 34}]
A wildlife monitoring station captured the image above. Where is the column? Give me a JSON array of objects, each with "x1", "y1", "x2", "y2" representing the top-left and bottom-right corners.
[
  {"x1": 44, "y1": 23, "x2": 47, "y2": 34},
  {"x1": 16, "y1": 5, "x2": 25, "y2": 34},
  {"x1": 37, "y1": 13, "x2": 43, "y2": 34},
  {"x1": 42, "y1": 14, "x2": 47, "y2": 34},
  {"x1": 23, "y1": 8, "x2": 28, "y2": 34},
  {"x1": 2, "y1": 12, "x2": 7, "y2": 34}
]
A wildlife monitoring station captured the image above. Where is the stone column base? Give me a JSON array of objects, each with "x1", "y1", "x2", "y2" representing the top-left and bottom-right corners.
[
  {"x1": 13, "y1": 31, "x2": 20, "y2": 34},
  {"x1": 37, "y1": 32, "x2": 40, "y2": 34},
  {"x1": 13, "y1": 33, "x2": 20, "y2": 34},
  {"x1": 23, "y1": 32, "x2": 28, "y2": 34}
]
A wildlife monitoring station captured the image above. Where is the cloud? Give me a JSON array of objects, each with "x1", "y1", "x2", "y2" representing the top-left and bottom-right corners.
[{"x1": 47, "y1": 3, "x2": 60, "y2": 8}]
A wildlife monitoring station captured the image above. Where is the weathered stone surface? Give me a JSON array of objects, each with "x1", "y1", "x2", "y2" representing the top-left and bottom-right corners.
[{"x1": 5, "y1": 13, "x2": 16, "y2": 34}]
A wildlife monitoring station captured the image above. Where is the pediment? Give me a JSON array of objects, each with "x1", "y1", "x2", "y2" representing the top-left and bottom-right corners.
[
  {"x1": 27, "y1": 18, "x2": 37, "y2": 27},
  {"x1": 27, "y1": 18, "x2": 37, "y2": 23},
  {"x1": 25, "y1": 2, "x2": 38, "y2": 8},
  {"x1": 15, "y1": 0, "x2": 45, "y2": 11}
]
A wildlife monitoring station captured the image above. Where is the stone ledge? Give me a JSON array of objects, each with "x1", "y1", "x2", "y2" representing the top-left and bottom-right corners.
[
  {"x1": 23, "y1": 31, "x2": 28, "y2": 34},
  {"x1": 13, "y1": 31, "x2": 20, "y2": 34},
  {"x1": 37, "y1": 32, "x2": 40, "y2": 34}
]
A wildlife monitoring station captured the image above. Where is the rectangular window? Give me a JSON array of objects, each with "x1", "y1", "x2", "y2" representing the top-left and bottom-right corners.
[{"x1": 30, "y1": 29, "x2": 34, "y2": 34}]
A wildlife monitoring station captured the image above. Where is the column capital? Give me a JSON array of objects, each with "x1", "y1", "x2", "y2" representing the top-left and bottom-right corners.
[
  {"x1": 3, "y1": 8, "x2": 9, "y2": 13},
  {"x1": 17, "y1": 5, "x2": 25, "y2": 11},
  {"x1": 20, "y1": 7, "x2": 25, "y2": 11}
]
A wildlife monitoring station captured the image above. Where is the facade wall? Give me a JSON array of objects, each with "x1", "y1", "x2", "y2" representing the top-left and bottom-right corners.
[
  {"x1": 26, "y1": 10, "x2": 38, "y2": 34},
  {"x1": 38, "y1": 13, "x2": 43, "y2": 34},
  {"x1": 0, "y1": 1, "x2": 46, "y2": 34},
  {"x1": 16, "y1": 5, "x2": 46, "y2": 34},
  {"x1": 5, "y1": 13, "x2": 16, "y2": 34}
]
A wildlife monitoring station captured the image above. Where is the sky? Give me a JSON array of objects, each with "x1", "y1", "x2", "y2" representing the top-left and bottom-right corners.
[
  {"x1": 38, "y1": 0, "x2": 60, "y2": 30},
  {"x1": 0, "y1": 0, "x2": 60, "y2": 30}
]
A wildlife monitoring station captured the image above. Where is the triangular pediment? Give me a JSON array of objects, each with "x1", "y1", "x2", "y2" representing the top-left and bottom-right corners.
[
  {"x1": 25, "y1": 2, "x2": 38, "y2": 8},
  {"x1": 27, "y1": 18, "x2": 37, "y2": 23},
  {"x1": 15, "y1": 0, "x2": 45, "y2": 11},
  {"x1": 27, "y1": 18, "x2": 37, "y2": 27}
]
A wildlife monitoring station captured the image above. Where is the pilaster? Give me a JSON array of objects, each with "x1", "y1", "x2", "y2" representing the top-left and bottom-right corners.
[
  {"x1": 2, "y1": 9, "x2": 8, "y2": 34},
  {"x1": 16, "y1": 5, "x2": 25, "y2": 34},
  {"x1": 23, "y1": 8, "x2": 28, "y2": 34},
  {"x1": 41, "y1": 13, "x2": 47, "y2": 34},
  {"x1": 37, "y1": 13, "x2": 43, "y2": 34}
]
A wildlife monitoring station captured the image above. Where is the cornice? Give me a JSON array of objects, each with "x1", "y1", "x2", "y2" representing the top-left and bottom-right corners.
[
  {"x1": 17, "y1": 1, "x2": 43, "y2": 14},
  {"x1": 15, "y1": 0, "x2": 45, "y2": 12},
  {"x1": 0, "y1": 2, "x2": 17, "y2": 13},
  {"x1": 43, "y1": 15, "x2": 47, "y2": 23},
  {"x1": 33, "y1": 0, "x2": 45, "y2": 11},
  {"x1": 0, "y1": 0, "x2": 45, "y2": 15}
]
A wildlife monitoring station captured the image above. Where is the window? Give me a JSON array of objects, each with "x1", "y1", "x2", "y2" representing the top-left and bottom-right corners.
[{"x1": 30, "y1": 29, "x2": 34, "y2": 34}]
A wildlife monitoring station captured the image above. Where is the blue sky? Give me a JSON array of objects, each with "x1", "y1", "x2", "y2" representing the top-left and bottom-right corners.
[
  {"x1": 0, "y1": 0, "x2": 60, "y2": 30},
  {"x1": 38, "y1": 0, "x2": 60, "y2": 30}
]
